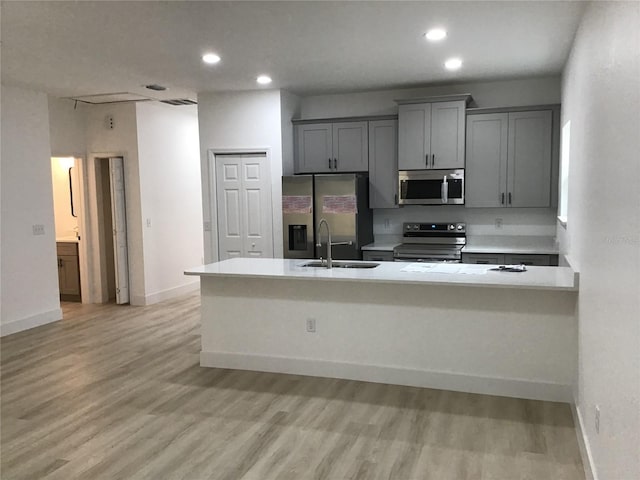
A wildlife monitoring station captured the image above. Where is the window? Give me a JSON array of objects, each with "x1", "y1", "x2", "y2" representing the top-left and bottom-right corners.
[{"x1": 558, "y1": 120, "x2": 570, "y2": 227}]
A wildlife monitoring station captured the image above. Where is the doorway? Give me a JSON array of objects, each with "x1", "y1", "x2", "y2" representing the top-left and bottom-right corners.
[
  {"x1": 51, "y1": 156, "x2": 83, "y2": 302},
  {"x1": 210, "y1": 152, "x2": 274, "y2": 260},
  {"x1": 93, "y1": 157, "x2": 130, "y2": 304}
]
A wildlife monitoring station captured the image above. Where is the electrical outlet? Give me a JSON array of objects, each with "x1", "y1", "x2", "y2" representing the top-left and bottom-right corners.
[
  {"x1": 595, "y1": 405, "x2": 600, "y2": 434},
  {"x1": 495, "y1": 218, "x2": 503, "y2": 229},
  {"x1": 32, "y1": 224, "x2": 45, "y2": 235},
  {"x1": 306, "y1": 318, "x2": 316, "y2": 333}
]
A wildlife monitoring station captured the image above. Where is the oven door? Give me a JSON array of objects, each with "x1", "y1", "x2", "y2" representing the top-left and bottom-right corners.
[
  {"x1": 398, "y1": 169, "x2": 464, "y2": 205},
  {"x1": 393, "y1": 245, "x2": 463, "y2": 263}
]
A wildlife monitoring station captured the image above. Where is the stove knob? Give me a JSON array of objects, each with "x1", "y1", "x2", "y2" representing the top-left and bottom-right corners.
[
  {"x1": 457, "y1": 224, "x2": 464, "y2": 231},
  {"x1": 413, "y1": 225, "x2": 419, "y2": 230},
  {"x1": 406, "y1": 225, "x2": 411, "y2": 230},
  {"x1": 449, "y1": 224, "x2": 455, "y2": 230}
]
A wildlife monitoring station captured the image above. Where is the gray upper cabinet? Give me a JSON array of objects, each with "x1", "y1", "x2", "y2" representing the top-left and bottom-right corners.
[
  {"x1": 398, "y1": 100, "x2": 466, "y2": 170},
  {"x1": 368, "y1": 119, "x2": 398, "y2": 209},
  {"x1": 466, "y1": 110, "x2": 553, "y2": 208},
  {"x1": 507, "y1": 111, "x2": 553, "y2": 208},
  {"x1": 332, "y1": 122, "x2": 368, "y2": 172},
  {"x1": 295, "y1": 122, "x2": 368, "y2": 173},
  {"x1": 296, "y1": 124, "x2": 333, "y2": 173}
]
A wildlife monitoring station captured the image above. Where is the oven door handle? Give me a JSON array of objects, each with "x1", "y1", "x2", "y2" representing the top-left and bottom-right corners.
[{"x1": 441, "y1": 176, "x2": 448, "y2": 203}]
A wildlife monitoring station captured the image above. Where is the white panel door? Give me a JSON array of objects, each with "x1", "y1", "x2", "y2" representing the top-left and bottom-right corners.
[
  {"x1": 108, "y1": 157, "x2": 129, "y2": 304},
  {"x1": 215, "y1": 154, "x2": 273, "y2": 260},
  {"x1": 240, "y1": 156, "x2": 273, "y2": 257}
]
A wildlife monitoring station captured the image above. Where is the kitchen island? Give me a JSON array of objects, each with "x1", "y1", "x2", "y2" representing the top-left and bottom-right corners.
[{"x1": 185, "y1": 258, "x2": 578, "y2": 402}]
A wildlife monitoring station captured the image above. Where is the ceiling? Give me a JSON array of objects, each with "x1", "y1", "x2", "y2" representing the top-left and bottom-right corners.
[{"x1": 1, "y1": 1, "x2": 586, "y2": 101}]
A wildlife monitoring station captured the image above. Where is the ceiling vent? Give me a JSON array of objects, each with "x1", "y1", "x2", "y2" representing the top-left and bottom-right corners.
[
  {"x1": 160, "y1": 99, "x2": 198, "y2": 106},
  {"x1": 68, "y1": 92, "x2": 153, "y2": 104}
]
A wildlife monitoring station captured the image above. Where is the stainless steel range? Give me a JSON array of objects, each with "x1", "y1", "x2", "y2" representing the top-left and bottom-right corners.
[{"x1": 393, "y1": 222, "x2": 466, "y2": 263}]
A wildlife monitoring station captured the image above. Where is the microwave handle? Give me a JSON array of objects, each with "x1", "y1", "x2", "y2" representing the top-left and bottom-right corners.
[{"x1": 441, "y1": 176, "x2": 448, "y2": 203}]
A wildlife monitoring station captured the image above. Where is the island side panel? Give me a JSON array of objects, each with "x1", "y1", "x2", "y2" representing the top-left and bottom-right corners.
[{"x1": 199, "y1": 276, "x2": 577, "y2": 402}]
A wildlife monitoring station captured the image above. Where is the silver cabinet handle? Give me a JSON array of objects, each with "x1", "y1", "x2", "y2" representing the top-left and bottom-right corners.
[
  {"x1": 432, "y1": 154, "x2": 435, "y2": 168},
  {"x1": 425, "y1": 154, "x2": 429, "y2": 167},
  {"x1": 334, "y1": 158, "x2": 337, "y2": 170},
  {"x1": 394, "y1": 193, "x2": 398, "y2": 205},
  {"x1": 328, "y1": 158, "x2": 331, "y2": 170},
  {"x1": 508, "y1": 192, "x2": 512, "y2": 205},
  {"x1": 501, "y1": 193, "x2": 505, "y2": 205}
]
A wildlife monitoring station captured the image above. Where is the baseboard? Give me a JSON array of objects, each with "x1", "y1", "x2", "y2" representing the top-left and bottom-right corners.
[
  {"x1": 133, "y1": 280, "x2": 200, "y2": 306},
  {"x1": 200, "y1": 351, "x2": 573, "y2": 403},
  {"x1": 0, "y1": 308, "x2": 62, "y2": 337},
  {"x1": 572, "y1": 402, "x2": 598, "y2": 480}
]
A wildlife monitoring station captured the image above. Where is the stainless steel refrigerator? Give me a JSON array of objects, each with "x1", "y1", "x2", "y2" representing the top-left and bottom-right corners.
[{"x1": 282, "y1": 174, "x2": 373, "y2": 260}]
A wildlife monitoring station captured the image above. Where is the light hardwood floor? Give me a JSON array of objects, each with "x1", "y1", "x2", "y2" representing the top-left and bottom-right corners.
[{"x1": 1, "y1": 293, "x2": 584, "y2": 480}]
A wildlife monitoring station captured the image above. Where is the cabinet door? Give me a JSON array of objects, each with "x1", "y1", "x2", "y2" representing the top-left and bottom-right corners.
[
  {"x1": 465, "y1": 113, "x2": 509, "y2": 208},
  {"x1": 504, "y1": 254, "x2": 555, "y2": 266},
  {"x1": 462, "y1": 253, "x2": 505, "y2": 265},
  {"x1": 368, "y1": 119, "x2": 398, "y2": 209},
  {"x1": 295, "y1": 124, "x2": 333, "y2": 173},
  {"x1": 59, "y1": 255, "x2": 80, "y2": 295},
  {"x1": 507, "y1": 111, "x2": 552, "y2": 207},
  {"x1": 332, "y1": 122, "x2": 368, "y2": 172},
  {"x1": 431, "y1": 101, "x2": 466, "y2": 169},
  {"x1": 398, "y1": 103, "x2": 431, "y2": 170}
]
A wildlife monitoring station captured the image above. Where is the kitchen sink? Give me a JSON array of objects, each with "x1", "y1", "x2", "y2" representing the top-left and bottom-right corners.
[{"x1": 301, "y1": 261, "x2": 380, "y2": 269}]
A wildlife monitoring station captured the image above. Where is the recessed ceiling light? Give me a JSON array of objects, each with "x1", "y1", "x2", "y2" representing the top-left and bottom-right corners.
[
  {"x1": 444, "y1": 57, "x2": 463, "y2": 70},
  {"x1": 425, "y1": 28, "x2": 447, "y2": 41},
  {"x1": 202, "y1": 53, "x2": 221, "y2": 65},
  {"x1": 257, "y1": 75, "x2": 272, "y2": 85}
]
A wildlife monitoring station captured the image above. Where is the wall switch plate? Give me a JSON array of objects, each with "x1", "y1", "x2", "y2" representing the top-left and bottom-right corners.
[
  {"x1": 32, "y1": 224, "x2": 45, "y2": 235},
  {"x1": 495, "y1": 218, "x2": 503, "y2": 229},
  {"x1": 306, "y1": 318, "x2": 316, "y2": 333},
  {"x1": 146, "y1": 218, "x2": 152, "y2": 228},
  {"x1": 203, "y1": 221, "x2": 212, "y2": 232},
  {"x1": 595, "y1": 405, "x2": 600, "y2": 433}
]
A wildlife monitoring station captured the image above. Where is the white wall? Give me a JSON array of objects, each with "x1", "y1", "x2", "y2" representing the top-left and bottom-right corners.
[
  {"x1": 197, "y1": 89, "x2": 284, "y2": 262},
  {"x1": 1, "y1": 85, "x2": 62, "y2": 335},
  {"x1": 48, "y1": 97, "x2": 87, "y2": 157},
  {"x1": 280, "y1": 90, "x2": 301, "y2": 175},
  {"x1": 300, "y1": 76, "x2": 561, "y2": 118},
  {"x1": 85, "y1": 103, "x2": 146, "y2": 304},
  {"x1": 135, "y1": 102, "x2": 203, "y2": 304},
  {"x1": 560, "y1": 2, "x2": 640, "y2": 479}
]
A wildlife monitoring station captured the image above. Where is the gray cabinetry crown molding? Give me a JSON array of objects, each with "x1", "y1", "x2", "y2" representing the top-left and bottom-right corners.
[
  {"x1": 292, "y1": 114, "x2": 398, "y2": 125},
  {"x1": 395, "y1": 94, "x2": 473, "y2": 106}
]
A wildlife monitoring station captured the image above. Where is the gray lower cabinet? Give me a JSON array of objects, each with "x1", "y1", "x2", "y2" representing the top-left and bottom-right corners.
[
  {"x1": 462, "y1": 252, "x2": 558, "y2": 266},
  {"x1": 295, "y1": 122, "x2": 368, "y2": 173},
  {"x1": 368, "y1": 119, "x2": 398, "y2": 209},
  {"x1": 462, "y1": 253, "x2": 505, "y2": 265},
  {"x1": 466, "y1": 110, "x2": 553, "y2": 208},
  {"x1": 363, "y1": 250, "x2": 395, "y2": 262},
  {"x1": 57, "y1": 242, "x2": 81, "y2": 300}
]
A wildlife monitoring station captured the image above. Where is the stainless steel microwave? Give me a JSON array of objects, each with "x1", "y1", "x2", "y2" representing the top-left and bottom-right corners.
[{"x1": 398, "y1": 169, "x2": 465, "y2": 205}]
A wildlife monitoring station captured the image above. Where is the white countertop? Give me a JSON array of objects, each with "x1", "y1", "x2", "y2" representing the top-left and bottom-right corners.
[
  {"x1": 462, "y1": 235, "x2": 559, "y2": 255},
  {"x1": 56, "y1": 237, "x2": 80, "y2": 243},
  {"x1": 361, "y1": 241, "x2": 401, "y2": 251},
  {"x1": 185, "y1": 258, "x2": 578, "y2": 291}
]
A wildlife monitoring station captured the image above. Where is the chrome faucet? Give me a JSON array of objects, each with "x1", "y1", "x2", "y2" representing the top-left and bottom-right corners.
[{"x1": 316, "y1": 218, "x2": 352, "y2": 269}]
